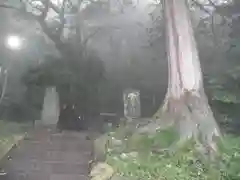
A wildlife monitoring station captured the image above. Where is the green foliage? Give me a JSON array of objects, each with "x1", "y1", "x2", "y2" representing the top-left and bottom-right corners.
[
  {"x1": 126, "y1": 127, "x2": 178, "y2": 152},
  {"x1": 210, "y1": 90, "x2": 239, "y2": 104},
  {"x1": 206, "y1": 0, "x2": 240, "y2": 103},
  {"x1": 205, "y1": 66, "x2": 240, "y2": 133},
  {"x1": 216, "y1": 136, "x2": 240, "y2": 180},
  {"x1": 206, "y1": 71, "x2": 240, "y2": 104},
  {"x1": 21, "y1": 53, "x2": 105, "y2": 115},
  {"x1": 106, "y1": 128, "x2": 240, "y2": 180},
  {"x1": 0, "y1": 120, "x2": 29, "y2": 159}
]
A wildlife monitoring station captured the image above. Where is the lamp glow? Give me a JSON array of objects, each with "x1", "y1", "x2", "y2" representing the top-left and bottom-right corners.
[{"x1": 5, "y1": 35, "x2": 23, "y2": 50}]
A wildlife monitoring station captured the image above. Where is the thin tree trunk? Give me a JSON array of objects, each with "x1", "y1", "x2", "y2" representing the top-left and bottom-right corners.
[
  {"x1": 0, "y1": 70, "x2": 9, "y2": 106},
  {"x1": 152, "y1": 0, "x2": 221, "y2": 152}
]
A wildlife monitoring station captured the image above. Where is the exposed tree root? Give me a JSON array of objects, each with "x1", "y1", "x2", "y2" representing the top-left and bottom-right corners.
[{"x1": 138, "y1": 90, "x2": 221, "y2": 157}]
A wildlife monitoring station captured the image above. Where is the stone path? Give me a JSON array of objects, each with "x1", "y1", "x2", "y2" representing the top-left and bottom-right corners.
[{"x1": 0, "y1": 126, "x2": 93, "y2": 180}]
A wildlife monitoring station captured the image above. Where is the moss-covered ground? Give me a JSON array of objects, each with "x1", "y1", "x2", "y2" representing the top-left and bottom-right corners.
[
  {"x1": 104, "y1": 125, "x2": 240, "y2": 180},
  {"x1": 0, "y1": 120, "x2": 29, "y2": 159}
]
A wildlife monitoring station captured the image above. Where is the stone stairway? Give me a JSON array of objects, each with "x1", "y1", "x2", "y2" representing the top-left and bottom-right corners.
[{"x1": 0, "y1": 126, "x2": 93, "y2": 180}]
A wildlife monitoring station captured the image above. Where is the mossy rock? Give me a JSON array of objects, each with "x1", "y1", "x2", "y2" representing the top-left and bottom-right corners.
[
  {"x1": 113, "y1": 125, "x2": 136, "y2": 140},
  {"x1": 90, "y1": 162, "x2": 114, "y2": 180},
  {"x1": 113, "y1": 127, "x2": 130, "y2": 139},
  {"x1": 108, "y1": 137, "x2": 124, "y2": 153},
  {"x1": 126, "y1": 126, "x2": 179, "y2": 152},
  {"x1": 126, "y1": 133, "x2": 151, "y2": 151},
  {"x1": 93, "y1": 134, "x2": 110, "y2": 162}
]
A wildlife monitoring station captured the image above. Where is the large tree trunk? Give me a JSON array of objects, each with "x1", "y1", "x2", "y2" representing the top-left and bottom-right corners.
[{"x1": 153, "y1": 0, "x2": 221, "y2": 151}]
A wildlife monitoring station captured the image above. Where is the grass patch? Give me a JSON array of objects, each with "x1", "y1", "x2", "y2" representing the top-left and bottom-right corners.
[
  {"x1": 106, "y1": 126, "x2": 240, "y2": 180},
  {"x1": 0, "y1": 120, "x2": 30, "y2": 159}
]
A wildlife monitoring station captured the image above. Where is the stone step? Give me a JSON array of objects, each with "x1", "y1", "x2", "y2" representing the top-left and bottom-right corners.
[{"x1": 1, "y1": 128, "x2": 92, "y2": 180}]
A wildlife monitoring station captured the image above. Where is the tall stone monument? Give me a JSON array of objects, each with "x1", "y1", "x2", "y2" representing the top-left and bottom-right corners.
[
  {"x1": 41, "y1": 86, "x2": 60, "y2": 126},
  {"x1": 123, "y1": 88, "x2": 141, "y2": 118}
]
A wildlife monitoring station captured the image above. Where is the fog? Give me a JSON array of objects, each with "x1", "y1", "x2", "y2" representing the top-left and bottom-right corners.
[{"x1": 0, "y1": 0, "x2": 231, "y2": 121}]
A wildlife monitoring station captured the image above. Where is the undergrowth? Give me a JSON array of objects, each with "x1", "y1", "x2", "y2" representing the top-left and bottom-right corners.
[
  {"x1": 0, "y1": 120, "x2": 29, "y2": 158},
  {"x1": 106, "y1": 126, "x2": 240, "y2": 180}
]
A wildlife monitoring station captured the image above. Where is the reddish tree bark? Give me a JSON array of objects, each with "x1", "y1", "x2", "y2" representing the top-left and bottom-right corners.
[{"x1": 153, "y1": 0, "x2": 221, "y2": 150}]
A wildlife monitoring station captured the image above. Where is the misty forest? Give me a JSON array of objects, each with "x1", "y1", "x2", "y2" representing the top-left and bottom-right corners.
[{"x1": 0, "y1": 0, "x2": 240, "y2": 179}]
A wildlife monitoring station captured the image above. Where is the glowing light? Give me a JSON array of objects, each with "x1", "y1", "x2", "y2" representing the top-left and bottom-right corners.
[{"x1": 5, "y1": 35, "x2": 23, "y2": 50}]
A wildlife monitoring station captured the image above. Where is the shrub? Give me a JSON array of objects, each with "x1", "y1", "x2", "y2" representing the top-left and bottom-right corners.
[{"x1": 106, "y1": 127, "x2": 240, "y2": 180}]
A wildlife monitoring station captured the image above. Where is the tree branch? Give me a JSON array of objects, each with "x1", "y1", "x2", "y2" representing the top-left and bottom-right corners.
[
  {"x1": 192, "y1": 0, "x2": 211, "y2": 15},
  {"x1": 207, "y1": 0, "x2": 218, "y2": 9},
  {"x1": 56, "y1": 0, "x2": 67, "y2": 36},
  {"x1": 0, "y1": 4, "x2": 18, "y2": 9},
  {"x1": 0, "y1": 1, "x2": 67, "y2": 53},
  {"x1": 82, "y1": 27, "x2": 101, "y2": 47},
  {"x1": 0, "y1": 0, "x2": 98, "y2": 56},
  {"x1": 39, "y1": 0, "x2": 50, "y2": 20},
  {"x1": 192, "y1": 0, "x2": 231, "y2": 19},
  {"x1": 35, "y1": 0, "x2": 65, "y2": 48}
]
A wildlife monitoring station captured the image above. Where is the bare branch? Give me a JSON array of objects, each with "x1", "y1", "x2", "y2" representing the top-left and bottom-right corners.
[
  {"x1": 192, "y1": 0, "x2": 211, "y2": 15},
  {"x1": 0, "y1": 1, "x2": 67, "y2": 52},
  {"x1": 82, "y1": 27, "x2": 101, "y2": 46},
  {"x1": 55, "y1": 0, "x2": 67, "y2": 37},
  {"x1": 0, "y1": 0, "x2": 98, "y2": 56},
  {"x1": 0, "y1": 4, "x2": 20, "y2": 10},
  {"x1": 207, "y1": 0, "x2": 218, "y2": 9}
]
